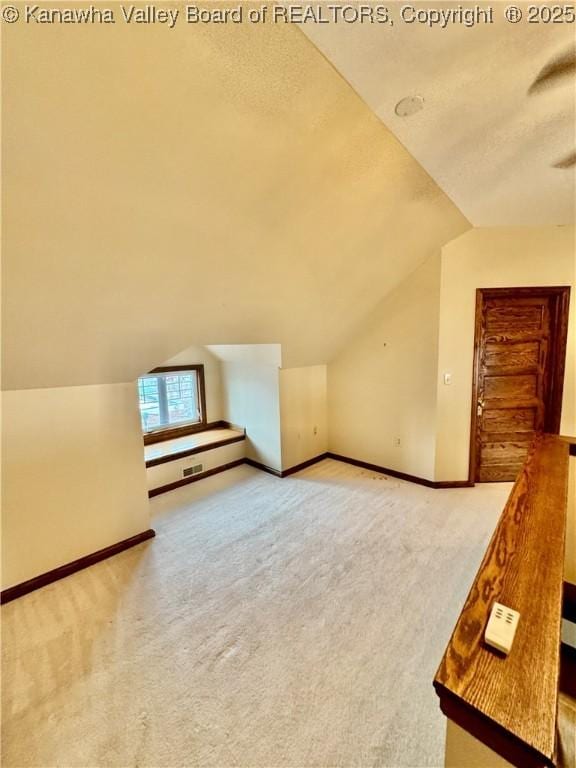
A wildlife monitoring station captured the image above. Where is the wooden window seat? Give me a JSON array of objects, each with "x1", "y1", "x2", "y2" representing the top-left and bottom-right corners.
[
  {"x1": 145, "y1": 426, "x2": 247, "y2": 497},
  {"x1": 145, "y1": 427, "x2": 245, "y2": 468}
]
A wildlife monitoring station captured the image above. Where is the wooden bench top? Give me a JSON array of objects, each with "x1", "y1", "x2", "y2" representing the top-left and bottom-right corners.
[
  {"x1": 434, "y1": 433, "x2": 571, "y2": 767},
  {"x1": 144, "y1": 427, "x2": 245, "y2": 468}
]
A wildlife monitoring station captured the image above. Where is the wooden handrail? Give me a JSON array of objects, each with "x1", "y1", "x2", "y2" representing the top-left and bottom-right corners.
[{"x1": 434, "y1": 433, "x2": 571, "y2": 768}]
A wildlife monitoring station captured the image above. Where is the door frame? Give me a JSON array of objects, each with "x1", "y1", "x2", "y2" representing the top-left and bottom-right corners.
[{"x1": 468, "y1": 286, "x2": 571, "y2": 484}]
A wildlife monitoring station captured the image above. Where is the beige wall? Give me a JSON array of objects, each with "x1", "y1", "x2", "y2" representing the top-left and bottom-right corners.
[
  {"x1": 207, "y1": 345, "x2": 282, "y2": 368},
  {"x1": 435, "y1": 226, "x2": 576, "y2": 481},
  {"x1": 221, "y1": 361, "x2": 282, "y2": 472},
  {"x1": 445, "y1": 720, "x2": 513, "y2": 768},
  {"x1": 146, "y1": 442, "x2": 246, "y2": 493},
  {"x1": 2, "y1": 11, "x2": 469, "y2": 390},
  {"x1": 1, "y1": 384, "x2": 150, "y2": 589},
  {"x1": 0, "y1": 10, "x2": 469, "y2": 594},
  {"x1": 328, "y1": 253, "x2": 441, "y2": 481},
  {"x1": 327, "y1": 226, "x2": 575, "y2": 488},
  {"x1": 280, "y1": 366, "x2": 327, "y2": 471},
  {"x1": 160, "y1": 345, "x2": 223, "y2": 424}
]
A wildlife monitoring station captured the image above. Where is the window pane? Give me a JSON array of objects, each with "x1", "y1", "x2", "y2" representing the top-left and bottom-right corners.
[
  {"x1": 140, "y1": 402, "x2": 161, "y2": 431},
  {"x1": 138, "y1": 377, "x2": 161, "y2": 430},
  {"x1": 139, "y1": 377, "x2": 159, "y2": 404},
  {"x1": 138, "y1": 371, "x2": 200, "y2": 432},
  {"x1": 167, "y1": 372, "x2": 198, "y2": 425}
]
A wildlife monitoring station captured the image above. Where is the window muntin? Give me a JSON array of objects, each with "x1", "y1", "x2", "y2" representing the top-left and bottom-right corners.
[{"x1": 138, "y1": 368, "x2": 203, "y2": 433}]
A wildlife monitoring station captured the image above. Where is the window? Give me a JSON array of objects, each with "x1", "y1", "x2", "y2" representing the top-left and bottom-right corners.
[{"x1": 138, "y1": 366, "x2": 206, "y2": 435}]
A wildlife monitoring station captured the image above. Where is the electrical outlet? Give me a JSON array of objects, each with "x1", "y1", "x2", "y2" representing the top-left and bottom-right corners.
[
  {"x1": 394, "y1": 437, "x2": 401, "y2": 447},
  {"x1": 313, "y1": 425, "x2": 318, "y2": 436},
  {"x1": 484, "y1": 602, "x2": 520, "y2": 655}
]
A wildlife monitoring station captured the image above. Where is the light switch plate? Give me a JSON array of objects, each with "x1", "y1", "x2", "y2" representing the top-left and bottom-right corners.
[
  {"x1": 484, "y1": 602, "x2": 520, "y2": 655},
  {"x1": 443, "y1": 373, "x2": 452, "y2": 385}
]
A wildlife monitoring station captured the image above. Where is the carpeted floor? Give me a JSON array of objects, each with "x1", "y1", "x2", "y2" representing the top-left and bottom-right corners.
[{"x1": 2, "y1": 460, "x2": 511, "y2": 768}]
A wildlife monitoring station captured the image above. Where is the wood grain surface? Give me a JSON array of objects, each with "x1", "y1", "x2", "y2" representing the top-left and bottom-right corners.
[
  {"x1": 469, "y1": 287, "x2": 570, "y2": 484},
  {"x1": 477, "y1": 296, "x2": 550, "y2": 482},
  {"x1": 434, "y1": 433, "x2": 570, "y2": 765}
]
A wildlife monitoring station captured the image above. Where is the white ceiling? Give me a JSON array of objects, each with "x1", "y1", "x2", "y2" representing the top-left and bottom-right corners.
[
  {"x1": 299, "y1": 3, "x2": 575, "y2": 225},
  {"x1": 2, "y1": 17, "x2": 468, "y2": 389},
  {"x1": 4, "y1": 9, "x2": 573, "y2": 389}
]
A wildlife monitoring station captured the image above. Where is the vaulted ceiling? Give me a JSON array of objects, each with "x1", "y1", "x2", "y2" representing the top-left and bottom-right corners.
[
  {"x1": 300, "y1": 4, "x2": 575, "y2": 225},
  {"x1": 2, "y1": 5, "x2": 574, "y2": 390},
  {"x1": 2, "y1": 13, "x2": 468, "y2": 389}
]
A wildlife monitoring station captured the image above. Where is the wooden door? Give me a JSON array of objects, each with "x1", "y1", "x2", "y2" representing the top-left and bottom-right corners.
[{"x1": 470, "y1": 287, "x2": 570, "y2": 483}]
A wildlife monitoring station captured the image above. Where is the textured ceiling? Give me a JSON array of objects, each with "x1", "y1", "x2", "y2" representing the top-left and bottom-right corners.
[
  {"x1": 2, "y1": 15, "x2": 468, "y2": 389},
  {"x1": 5, "y1": 5, "x2": 573, "y2": 390},
  {"x1": 300, "y1": 2, "x2": 575, "y2": 225}
]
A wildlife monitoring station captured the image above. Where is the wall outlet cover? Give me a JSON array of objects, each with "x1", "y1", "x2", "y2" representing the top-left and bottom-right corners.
[{"x1": 485, "y1": 602, "x2": 520, "y2": 655}]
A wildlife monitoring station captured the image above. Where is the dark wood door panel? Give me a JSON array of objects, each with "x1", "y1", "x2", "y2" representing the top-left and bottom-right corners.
[
  {"x1": 484, "y1": 340, "x2": 540, "y2": 369},
  {"x1": 480, "y1": 433, "x2": 537, "y2": 447},
  {"x1": 484, "y1": 330, "x2": 548, "y2": 343},
  {"x1": 484, "y1": 303, "x2": 546, "y2": 331},
  {"x1": 480, "y1": 439, "x2": 532, "y2": 465},
  {"x1": 484, "y1": 374, "x2": 538, "y2": 400},
  {"x1": 482, "y1": 408, "x2": 536, "y2": 433},
  {"x1": 470, "y1": 287, "x2": 570, "y2": 483},
  {"x1": 478, "y1": 464, "x2": 528, "y2": 483},
  {"x1": 478, "y1": 396, "x2": 541, "y2": 410},
  {"x1": 481, "y1": 402, "x2": 545, "y2": 438}
]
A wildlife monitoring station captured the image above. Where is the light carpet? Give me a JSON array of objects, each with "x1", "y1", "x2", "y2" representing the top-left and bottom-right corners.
[{"x1": 2, "y1": 460, "x2": 511, "y2": 768}]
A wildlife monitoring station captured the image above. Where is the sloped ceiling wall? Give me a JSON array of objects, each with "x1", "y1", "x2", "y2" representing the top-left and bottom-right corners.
[
  {"x1": 299, "y1": 10, "x2": 575, "y2": 226},
  {"x1": 207, "y1": 345, "x2": 282, "y2": 366},
  {"x1": 2, "y1": 13, "x2": 470, "y2": 390}
]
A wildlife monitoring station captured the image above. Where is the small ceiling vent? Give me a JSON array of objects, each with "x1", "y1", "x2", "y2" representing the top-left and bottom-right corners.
[{"x1": 394, "y1": 96, "x2": 424, "y2": 117}]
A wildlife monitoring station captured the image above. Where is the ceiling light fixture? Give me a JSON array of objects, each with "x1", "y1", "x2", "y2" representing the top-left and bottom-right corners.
[{"x1": 394, "y1": 96, "x2": 424, "y2": 117}]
